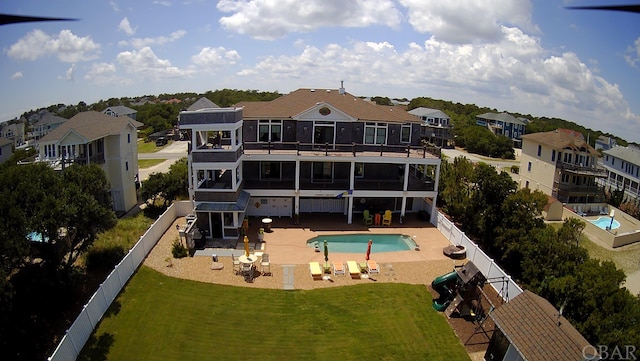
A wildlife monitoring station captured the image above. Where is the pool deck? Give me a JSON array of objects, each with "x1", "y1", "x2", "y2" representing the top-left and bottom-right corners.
[{"x1": 237, "y1": 214, "x2": 452, "y2": 265}]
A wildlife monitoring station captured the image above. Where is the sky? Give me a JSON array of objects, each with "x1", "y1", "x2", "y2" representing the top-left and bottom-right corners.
[{"x1": 1, "y1": 0, "x2": 640, "y2": 143}]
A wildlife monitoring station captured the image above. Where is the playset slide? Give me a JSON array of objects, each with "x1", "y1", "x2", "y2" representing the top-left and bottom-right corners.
[{"x1": 431, "y1": 271, "x2": 459, "y2": 311}]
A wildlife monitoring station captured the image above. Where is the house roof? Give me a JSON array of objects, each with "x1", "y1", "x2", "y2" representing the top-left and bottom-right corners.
[
  {"x1": 36, "y1": 112, "x2": 67, "y2": 126},
  {"x1": 604, "y1": 145, "x2": 640, "y2": 165},
  {"x1": 39, "y1": 111, "x2": 139, "y2": 143},
  {"x1": 477, "y1": 112, "x2": 526, "y2": 126},
  {"x1": 237, "y1": 88, "x2": 420, "y2": 123},
  {"x1": 490, "y1": 290, "x2": 595, "y2": 361},
  {"x1": 521, "y1": 129, "x2": 599, "y2": 155},
  {"x1": 408, "y1": 107, "x2": 450, "y2": 119},
  {"x1": 103, "y1": 105, "x2": 137, "y2": 115},
  {"x1": 187, "y1": 97, "x2": 220, "y2": 111}
]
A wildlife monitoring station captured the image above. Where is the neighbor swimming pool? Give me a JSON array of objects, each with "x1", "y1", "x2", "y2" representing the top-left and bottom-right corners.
[
  {"x1": 590, "y1": 216, "x2": 620, "y2": 230},
  {"x1": 306, "y1": 234, "x2": 416, "y2": 253}
]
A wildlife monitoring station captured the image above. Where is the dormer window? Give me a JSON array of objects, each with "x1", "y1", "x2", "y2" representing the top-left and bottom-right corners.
[{"x1": 319, "y1": 107, "x2": 331, "y2": 116}]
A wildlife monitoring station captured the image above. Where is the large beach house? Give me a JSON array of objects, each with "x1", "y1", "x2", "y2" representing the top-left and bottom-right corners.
[
  {"x1": 519, "y1": 128, "x2": 607, "y2": 207},
  {"x1": 178, "y1": 86, "x2": 441, "y2": 242}
]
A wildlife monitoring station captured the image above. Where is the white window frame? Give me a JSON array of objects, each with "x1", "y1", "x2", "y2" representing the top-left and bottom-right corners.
[
  {"x1": 258, "y1": 120, "x2": 282, "y2": 142},
  {"x1": 400, "y1": 124, "x2": 411, "y2": 143},
  {"x1": 364, "y1": 122, "x2": 387, "y2": 145}
]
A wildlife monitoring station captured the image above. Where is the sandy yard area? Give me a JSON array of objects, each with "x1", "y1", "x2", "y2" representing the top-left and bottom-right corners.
[{"x1": 143, "y1": 216, "x2": 461, "y2": 290}]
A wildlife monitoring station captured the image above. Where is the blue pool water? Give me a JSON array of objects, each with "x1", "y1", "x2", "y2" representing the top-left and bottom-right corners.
[
  {"x1": 590, "y1": 216, "x2": 620, "y2": 230},
  {"x1": 27, "y1": 231, "x2": 47, "y2": 242},
  {"x1": 306, "y1": 234, "x2": 415, "y2": 253}
]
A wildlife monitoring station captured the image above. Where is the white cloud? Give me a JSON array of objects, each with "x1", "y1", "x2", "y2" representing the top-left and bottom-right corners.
[
  {"x1": 217, "y1": 0, "x2": 402, "y2": 40},
  {"x1": 7, "y1": 29, "x2": 100, "y2": 62},
  {"x1": 191, "y1": 47, "x2": 240, "y2": 66},
  {"x1": 59, "y1": 64, "x2": 76, "y2": 81},
  {"x1": 625, "y1": 37, "x2": 640, "y2": 69},
  {"x1": 84, "y1": 62, "x2": 133, "y2": 86},
  {"x1": 116, "y1": 47, "x2": 193, "y2": 78},
  {"x1": 153, "y1": 0, "x2": 172, "y2": 6},
  {"x1": 118, "y1": 17, "x2": 137, "y2": 36},
  {"x1": 118, "y1": 30, "x2": 186, "y2": 48},
  {"x1": 10, "y1": 72, "x2": 23, "y2": 80},
  {"x1": 399, "y1": 0, "x2": 537, "y2": 44},
  {"x1": 238, "y1": 26, "x2": 639, "y2": 140},
  {"x1": 110, "y1": 1, "x2": 120, "y2": 12}
]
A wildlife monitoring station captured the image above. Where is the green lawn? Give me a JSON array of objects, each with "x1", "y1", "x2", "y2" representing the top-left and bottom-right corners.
[
  {"x1": 138, "y1": 139, "x2": 171, "y2": 154},
  {"x1": 581, "y1": 236, "x2": 640, "y2": 274},
  {"x1": 550, "y1": 223, "x2": 640, "y2": 274},
  {"x1": 91, "y1": 212, "x2": 155, "y2": 251},
  {"x1": 138, "y1": 158, "x2": 167, "y2": 169},
  {"x1": 80, "y1": 267, "x2": 469, "y2": 361}
]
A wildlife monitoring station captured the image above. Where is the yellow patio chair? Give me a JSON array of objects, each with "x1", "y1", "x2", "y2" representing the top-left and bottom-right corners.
[{"x1": 382, "y1": 210, "x2": 392, "y2": 226}]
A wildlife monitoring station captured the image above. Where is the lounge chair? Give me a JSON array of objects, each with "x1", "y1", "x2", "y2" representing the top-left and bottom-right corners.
[
  {"x1": 577, "y1": 206, "x2": 586, "y2": 217},
  {"x1": 309, "y1": 261, "x2": 323, "y2": 280},
  {"x1": 347, "y1": 261, "x2": 361, "y2": 279},
  {"x1": 332, "y1": 262, "x2": 345, "y2": 276},
  {"x1": 260, "y1": 253, "x2": 271, "y2": 276},
  {"x1": 382, "y1": 210, "x2": 392, "y2": 226},
  {"x1": 363, "y1": 210, "x2": 373, "y2": 226},
  {"x1": 600, "y1": 206, "x2": 609, "y2": 215},
  {"x1": 367, "y1": 260, "x2": 380, "y2": 274}
]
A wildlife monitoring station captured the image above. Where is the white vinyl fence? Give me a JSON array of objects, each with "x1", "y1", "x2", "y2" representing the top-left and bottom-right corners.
[
  {"x1": 48, "y1": 201, "x2": 193, "y2": 361},
  {"x1": 435, "y1": 211, "x2": 523, "y2": 301},
  {"x1": 49, "y1": 202, "x2": 521, "y2": 361}
]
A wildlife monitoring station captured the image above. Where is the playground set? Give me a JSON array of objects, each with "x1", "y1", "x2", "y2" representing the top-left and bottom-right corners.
[{"x1": 431, "y1": 261, "x2": 512, "y2": 345}]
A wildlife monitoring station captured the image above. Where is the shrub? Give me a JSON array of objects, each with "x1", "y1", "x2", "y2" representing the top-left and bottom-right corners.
[{"x1": 171, "y1": 239, "x2": 188, "y2": 258}]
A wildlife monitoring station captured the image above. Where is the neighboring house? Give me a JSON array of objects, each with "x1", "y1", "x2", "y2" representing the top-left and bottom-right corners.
[
  {"x1": 178, "y1": 87, "x2": 441, "y2": 241},
  {"x1": 476, "y1": 112, "x2": 526, "y2": 147},
  {"x1": 0, "y1": 137, "x2": 13, "y2": 164},
  {"x1": 485, "y1": 290, "x2": 597, "y2": 361},
  {"x1": 37, "y1": 111, "x2": 141, "y2": 214},
  {"x1": 598, "y1": 145, "x2": 640, "y2": 204},
  {"x1": 519, "y1": 129, "x2": 607, "y2": 208},
  {"x1": 407, "y1": 107, "x2": 453, "y2": 148},
  {"x1": 595, "y1": 135, "x2": 617, "y2": 151},
  {"x1": 103, "y1": 105, "x2": 138, "y2": 121},
  {"x1": 27, "y1": 111, "x2": 67, "y2": 143},
  {"x1": 187, "y1": 97, "x2": 220, "y2": 111},
  {"x1": 543, "y1": 195, "x2": 564, "y2": 221},
  {"x1": 1, "y1": 120, "x2": 26, "y2": 147}
]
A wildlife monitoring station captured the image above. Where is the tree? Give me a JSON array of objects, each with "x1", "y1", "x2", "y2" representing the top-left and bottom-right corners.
[
  {"x1": 467, "y1": 163, "x2": 517, "y2": 245},
  {"x1": 437, "y1": 156, "x2": 474, "y2": 223},
  {"x1": 56, "y1": 164, "x2": 117, "y2": 270},
  {"x1": 139, "y1": 158, "x2": 189, "y2": 208},
  {"x1": 491, "y1": 188, "x2": 548, "y2": 278}
]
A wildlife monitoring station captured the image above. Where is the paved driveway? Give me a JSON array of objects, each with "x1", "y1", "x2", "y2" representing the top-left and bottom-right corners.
[{"x1": 138, "y1": 141, "x2": 188, "y2": 181}]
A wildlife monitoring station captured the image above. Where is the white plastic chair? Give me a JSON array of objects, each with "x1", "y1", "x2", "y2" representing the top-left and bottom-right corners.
[{"x1": 260, "y1": 253, "x2": 271, "y2": 276}]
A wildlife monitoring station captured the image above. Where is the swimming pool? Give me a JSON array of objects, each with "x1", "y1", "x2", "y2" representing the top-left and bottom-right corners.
[
  {"x1": 590, "y1": 216, "x2": 620, "y2": 230},
  {"x1": 306, "y1": 234, "x2": 416, "y2": 253}
]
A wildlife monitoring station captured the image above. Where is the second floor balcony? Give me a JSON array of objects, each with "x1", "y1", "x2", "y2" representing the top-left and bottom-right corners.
[{"x1": 242, "y1": 141, "x2": 441, "y2": 159}]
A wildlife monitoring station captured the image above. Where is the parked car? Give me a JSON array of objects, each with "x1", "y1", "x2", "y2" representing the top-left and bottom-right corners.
[{"x1": 155, "y1": 137, "x2": 168, "y2": 146}]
